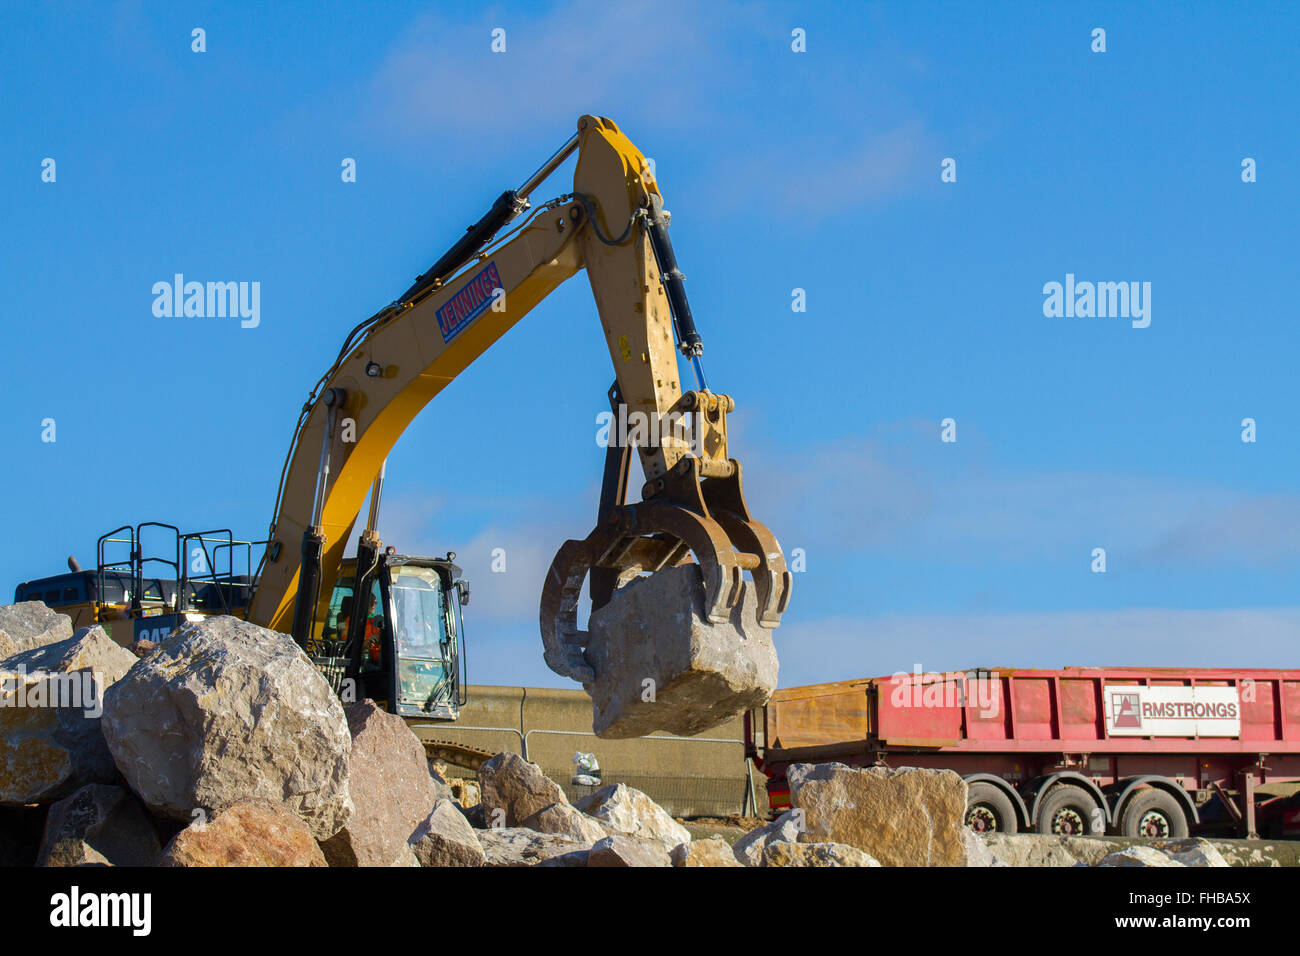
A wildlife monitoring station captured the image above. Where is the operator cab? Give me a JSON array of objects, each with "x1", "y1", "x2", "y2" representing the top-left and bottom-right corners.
[{"x1": 318, "y1": 552, "x2": 469, "y2": 721}]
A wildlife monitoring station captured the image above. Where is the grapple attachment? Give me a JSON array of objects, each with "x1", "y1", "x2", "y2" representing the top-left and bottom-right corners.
[{"x1": 539, "y1": 454, "x2": 792, "y2": 700}]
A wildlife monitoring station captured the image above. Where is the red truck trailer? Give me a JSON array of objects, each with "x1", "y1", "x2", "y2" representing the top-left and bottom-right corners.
[{"x1": 745, "y1": 666, "x2": 1300, "y2": 840}]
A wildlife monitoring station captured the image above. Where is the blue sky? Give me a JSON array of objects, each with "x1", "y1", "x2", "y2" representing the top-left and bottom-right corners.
[{"x1": 2, "y1": 1, "x2": 1297, "y2": 687}]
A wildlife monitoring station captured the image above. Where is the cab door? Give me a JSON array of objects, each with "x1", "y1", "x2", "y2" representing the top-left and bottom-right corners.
[{"x1": 384, "y1": 563, "x2": 460, "y2": 719}]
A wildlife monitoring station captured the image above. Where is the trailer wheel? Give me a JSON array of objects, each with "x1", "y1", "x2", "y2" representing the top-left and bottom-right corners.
[
  {"x1": 965, "y1": 783, "x2": 1019, "y2": 834},
  {"x1": 1036, "y1": 785, "x2": 1101, "y2": 836},
  {"x1": 1121, "y1": 788, "x2": 1189, "y2": 839}
]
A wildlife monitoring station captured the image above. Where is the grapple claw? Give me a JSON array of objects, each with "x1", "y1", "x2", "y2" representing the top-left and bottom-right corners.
[{"x1": 538, "y1": 456, "x2": 792, "y2": 685}]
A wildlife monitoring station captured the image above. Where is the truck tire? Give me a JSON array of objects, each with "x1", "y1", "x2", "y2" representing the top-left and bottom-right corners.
[
  {"x1": 1036, "y1": 785, "x2": 1101, "y2": 836},
  {"x1": 1121, "y1": 788, "x2": 1189, "y2": 839},
  {"x1": 965, "y1": 782, "x2": 1019, "y2": 834}
]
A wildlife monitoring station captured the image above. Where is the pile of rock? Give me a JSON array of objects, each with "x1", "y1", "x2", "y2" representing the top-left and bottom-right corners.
[
  {"x1": 0, "y1": 601, "x2": 1259, "y2": 869},
  {"x1": 0, "y1": 603, "x2": 739, "y2": 867}
]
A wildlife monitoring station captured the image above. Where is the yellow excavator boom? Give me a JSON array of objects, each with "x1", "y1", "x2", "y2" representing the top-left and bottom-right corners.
[{"x1": 247, "y1": 115, "x2": 791, "y2": 686}]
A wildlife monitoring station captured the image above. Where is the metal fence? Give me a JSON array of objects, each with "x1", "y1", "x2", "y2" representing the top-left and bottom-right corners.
[{"x1": 432, "y1": 724, "x2": 758, "y2": 818}]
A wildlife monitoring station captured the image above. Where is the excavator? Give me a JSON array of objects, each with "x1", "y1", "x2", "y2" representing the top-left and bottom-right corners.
[{"x1": 12, "y1": 116, "x2": 792, "y2": 767}]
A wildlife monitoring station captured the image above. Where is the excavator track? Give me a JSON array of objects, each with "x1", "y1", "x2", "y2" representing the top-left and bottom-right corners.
[{"x1": 418, "y1": 737, "x2": 498, "y2": 772}]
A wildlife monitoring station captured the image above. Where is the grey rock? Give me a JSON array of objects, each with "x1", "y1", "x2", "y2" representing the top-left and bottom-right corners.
[
  {"x1": 410, "y1": 799, "x2": 485, "y2": 867},
  {"x1": 964, "y1": 829, "x2": 1006, "y2": 867},
  {"x1": 575, "y1": 783, "x2": 691, "y2": 849},
  {"x1": 588, "y1": 834, "x2": 672, "y2": 867},
  {"x1": 2, "y1": 626, "x2": 137, "y2": 689},
  {"x1": 584, "y1": 564, "x2": 778, "y2": 738},
  {"x1": 0, "y1": 603, "x2": 73, "y2": 653},
  {"x1": 37, "y1": 783, "x2": 160, "y2": 867},
  {"x1": 982, "y1": 834, "x2": 1115, "y2": 867},
  {"x1": 1098, "y1": 845, "x2": 1187, "y2": 867},
  {"x1": 476, "y1": 827, "x2": 588, "y2": 867},
  {"x1": 100, "y1": 615, "x2": 352, "y2": 840},
  {"x1": 520, "y1": 801, "x2": 607, "y2": 844},
  {"x1": 763, "y1": 841, "x2": 881, "y2": 867},
  {"x1": 1147, "y1": 838, "x2": 1229, "y2": 867},
  {"x1": 732, "y1": 810, "x2": 801, "y2": 866}
]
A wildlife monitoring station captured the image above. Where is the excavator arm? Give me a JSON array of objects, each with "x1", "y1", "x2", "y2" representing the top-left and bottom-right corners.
[{"x1": 247, "y1": 115, "x2": 791, "y2": 686}]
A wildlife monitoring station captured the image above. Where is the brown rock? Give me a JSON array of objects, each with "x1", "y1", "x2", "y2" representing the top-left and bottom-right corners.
[
  {"x1": 520, "y1": 802, "x2": 607, "y2": 844},
  {"x1": 159, "y1": 801, "x2": 326, "y2": 866},
  {"x1": 763, "y1": 841, "x2": 881, "y2": 867},
  {"x1": 36, "y1": 784, "x2": 160, "y2": 867},
  {"x1": 789, "y1": 763, "x2": 967, "y2": 867},
  {"x1": 409, "y1": 799, "x2": 485, "y2": 867},
  {"x1": 584, "y1": 564, "x2": 778, "y2": 738},
  {"x1": 0, "y1": 631, "x2": 15, "y2": 661},
  {"x1": 0, "y1": 672, "x2": 120, "y2": 806},
  {"x1": 588, "y1": 834, "x2": 672, "y2": 867},
  {"x1": 320, "y1": 700, "x2": 440, "y2": 867},
  {"x1": 477, "y1": 752, "x2": 568, "y2": 827},
  {"x1": 0, "y1": 603, "x2": 73, "y2": 653},
  {"x1": 671, "y1": 837, "x2": 744, "y2": 867}
]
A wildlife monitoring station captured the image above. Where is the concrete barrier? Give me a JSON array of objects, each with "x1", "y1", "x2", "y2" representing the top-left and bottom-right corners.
[{"x1": 408, "y1": 685, "x2": 755, "y2": 818}]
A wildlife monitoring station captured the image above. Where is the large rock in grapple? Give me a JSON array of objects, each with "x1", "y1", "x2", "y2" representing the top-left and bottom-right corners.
[
  {"x1": 320, "y1": 700, "x2": 440, "y2": 867},
  {"x1": 0, "y1": 627, "x2": 135, "y2": 806},
  {"x1": 584, "y1": 564, "x2": 778, "y2": 738},
  {"x1": 36, "y1": 784, "x2": 161, "y2": 867},
  {"x1": 789, "y1": 763, "x2": 968, "y2": 867},
  {"x1": 0, "y1": 603, "x2": 72, "y2": 654},
  {"x1": 100, "y1": 616, "x2": 352, "y2": 840},
  {"x1": 159, "y1": 801, "x2": 327, "y2": 867}
]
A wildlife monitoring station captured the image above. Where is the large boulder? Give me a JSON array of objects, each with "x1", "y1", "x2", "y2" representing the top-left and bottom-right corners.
[
  {"x1": 100, "y1": 615, "x2": 352, "y2": 840},
  {"x1": 789, "y1": 763, "x2": 967, "y2": 867},
  {"x1": 36, "y1": 784, "x2": 160, "y2": 867},
  {"x1": 583, "y1": 564, "x2": 778, "y2": 738},
  {"x1": 671, "y1": 837, "x2": 744, "y2": 867},
  {"x1": 477, "y1": 752, "x2": 569, "y2": 827},
  {"x1": 731, "y1": 809, "x2": 801, "y2": 866},
  {"x1": 0, "y1": 603, "x2": 72, "y2": 653},
  {"x1": 159, "y1": 801, "x2": 327, "y2": 867},
  {"x1": 476, "y1": 827, "x2": 589, "y2": 867},
  {"x1": 0, "y1": 665, "x2": 120, "y2": 806},
  {"x1": 520, "y1": 802, "x2": 607, "y2": 844},
  {"x1": 409, "y1": 799, "x2": 485, "y2": 867},
  {"x1": 588, "y1": 834, "x2": 672, "y2": 867},
  {"x1": 763, "y1": 841, "x2": 881, "y2": 867},
  {"x1": 320, "y1": 700, "x2": 440, "y2": 867},
  {"x1": 575, "y1": 783, "x2": 691, "y2": 850}
]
